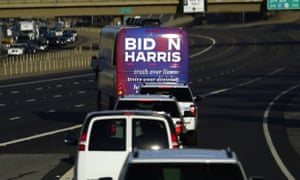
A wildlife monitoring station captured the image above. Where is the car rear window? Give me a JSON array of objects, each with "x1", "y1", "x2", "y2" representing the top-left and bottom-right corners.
[
  {"x1": 124, "y1": 163, "x2": 245, "y2": 180},
  {"x1": 116, "y1": 101, "x2": 181, "y2": 117},
  {"x1": 140, "y1": 87, "x2": 193, "y2": 101},
  {"x1": 88, "y1": 119, "x2": 126, "y2": 151},
  {"x1": 133, "y1": 119, "x2": 169, "y2": 150}
]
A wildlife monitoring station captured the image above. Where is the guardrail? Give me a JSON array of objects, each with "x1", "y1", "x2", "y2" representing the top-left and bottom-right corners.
[{"x1": 0, "y1": 48, "x2": 98, "y2": 80}]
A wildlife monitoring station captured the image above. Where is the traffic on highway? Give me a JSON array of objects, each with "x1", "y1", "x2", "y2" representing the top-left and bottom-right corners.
[{"x1": 0, "y1": 14, "x2": 300, "y2": 180}]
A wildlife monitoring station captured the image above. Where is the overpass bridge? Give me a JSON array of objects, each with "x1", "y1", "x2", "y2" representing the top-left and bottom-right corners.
[{"x1": 0, "y1": 0, "x2": 264, "y2": 18}]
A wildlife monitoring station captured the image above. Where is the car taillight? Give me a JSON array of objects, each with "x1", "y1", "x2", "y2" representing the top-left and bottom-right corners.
[
  {"x1": 175, "y1": 121, "x2": 184, "y2": 135},
  {"x1": 79, "y1": 132, "x2": 87, "y2": 151},
  {"x1": 117, "y1": 81, "x2": 124, "y2": 96},
  {"x1": 79, "y1": 144, "x2": 85, "y2": 151},
  {"x1": 171, "y1": 133, "x2": 179, "y2": 149},
  {"x1": 190, "y1": 105, "x2": 196, "y2": 117}
]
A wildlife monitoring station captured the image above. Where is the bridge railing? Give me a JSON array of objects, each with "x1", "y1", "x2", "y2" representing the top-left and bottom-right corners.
[{"x1": 0, "y1": 49, "x2": 98, "y2": 80}]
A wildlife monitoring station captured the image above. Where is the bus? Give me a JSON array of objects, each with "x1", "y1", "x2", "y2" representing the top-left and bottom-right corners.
[{"x1": 93, "y1": 22, "x2": 189, "y2": 110}]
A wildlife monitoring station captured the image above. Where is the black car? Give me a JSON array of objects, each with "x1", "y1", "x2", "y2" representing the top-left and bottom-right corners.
[{"x1": 45, "y1": 35, "x2": 66, "y2": 48}]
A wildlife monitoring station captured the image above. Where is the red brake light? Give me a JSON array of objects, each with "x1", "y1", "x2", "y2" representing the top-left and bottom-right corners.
[
  {"x1": 79, "y1": 144, "x2": 85, "y2": 151},
  {"x1": 175, "y1": 121, "x2": 184, "y2": 135},
  {"x1": 110, "y1": 125, "x2": 117, "y2": 135},
  {"x1": 117, "y1": 81, "x2": 124, "y2": 96},
  {"x1": 171, "y1": 133, "x2": 179, "y2": 149},
  {"x1": 80, "y1": 132, "x2": 87, "y2": 141},
  {"x1": 190, "y1": 105, "x2": 196, "y2": 116},
  {"x1": 79, "y1": 132, "x2": 87, "y2": 151}
]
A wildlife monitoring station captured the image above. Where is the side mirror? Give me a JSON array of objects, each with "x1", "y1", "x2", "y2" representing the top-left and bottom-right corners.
[
  {"x1": 193, "y1": 95, "x2": 202, "y2": 102},
  {"x1": 64, "y1": 132, "x2": 78, "y2": 145}
]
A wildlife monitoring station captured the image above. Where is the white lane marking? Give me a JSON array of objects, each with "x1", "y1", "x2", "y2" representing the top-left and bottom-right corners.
[
  {"x1": 73, "y1": 82, "x2": 80, "y2": 85},
  {"x1": 11, "y1": 91, "x2": 20, "y2": 94},
  {"x1": 263, "y1": 83, "x2": 300, "y2": 180},
  {"x1": 26, "y1": 99, "x2": 36, "y2": 102},
  {"x1": 0, "y1": 124, "x2": 82, "y2": 147},
  {"x1": 0, "y1": 104, "x2": 5, "y2": 107},
  {"x1": 36, "y1": 87, "x2": 44, "y2": 90},
  {"x1": 9, "y1": 116, "x2": 21, "y2": 121},
  {"x1": 78, "y1": 91, "x2": 86, "y2": 94},
  {"x1": 234, "y1": 77, "x2": 262, "y2": 88},
  {"x1": 188, "y1": 34, "x2": 216, "y2": 58},
  {"x1": 200, "y1": 68, "x2": 285, "y2": 98},
  {"x1": 75, "y1": 104, "x2": 85, "y2": 108},
  {"x1": 59, "y1": 167, "x2": 74, "y2": 180},
  {"x1": 53, "y1": 94, "x2": 63, "y2": 98},
  {"x1": 0, "y1": 74, "x2": 92, "y2": 89},
  {"x1": 267, "y1": 67, "x2": 285, "y2": 76},
  {"x1": 48, "y1": 109, "x2": 56, "y2": 112},
  {"x1": 56, "y1": 84, "x2": 63, "y2": 88},
  {"x1": 201, "y1": 88, "x2": 230, "y2": 97}
]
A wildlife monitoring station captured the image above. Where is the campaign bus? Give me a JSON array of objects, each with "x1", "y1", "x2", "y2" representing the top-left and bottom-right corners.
[{"x1": 93, "y1": 23, "x2": 189, "y2": 110}]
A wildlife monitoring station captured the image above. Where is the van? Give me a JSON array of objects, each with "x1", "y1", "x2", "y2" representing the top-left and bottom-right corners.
[{"x1": 65, "y1": 110, "x2": 181, "y2": 180}]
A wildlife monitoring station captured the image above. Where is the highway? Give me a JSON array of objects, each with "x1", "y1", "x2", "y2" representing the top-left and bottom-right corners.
[{"x1": 0, "y1": 21, "x2": 300, "y2": 179}]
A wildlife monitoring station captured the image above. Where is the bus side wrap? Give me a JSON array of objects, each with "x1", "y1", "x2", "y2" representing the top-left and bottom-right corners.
[{"x1": 116, "y1": 27, "x2": 189, "y2": 96}]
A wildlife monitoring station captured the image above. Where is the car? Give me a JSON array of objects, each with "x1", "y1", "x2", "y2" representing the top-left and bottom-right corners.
[
  {"x1": 139, "y1": 82, "x2": 201, "y2": 145},
  {"x1": 115, "y1": 148, "x2": 262, "y2": 180},
  {"x1": 7, "y1": 43, "x2": 25, "y2": 55},
  {"x1": 113, "y1": 94, "x2": 185, "y2": 139},
  {"x1": 24, "y1": 43, "x2": 38, "y2": 54},
  {"x1": 64, "y1": 110, "x2": 181, "y2": 180},
  {"x1": 63, "y1": 29, "x2": 77, "y2": 42},
  {"x1": 45, "y1": 35, "x2": 66, "y2": 48},
  {"x1": 33, "y1": 38, "x2": 48, "y2": 51}
]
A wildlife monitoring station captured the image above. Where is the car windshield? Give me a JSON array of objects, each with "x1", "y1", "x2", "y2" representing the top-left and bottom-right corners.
[
  {"x1": 140, "y1": 87, "x2": 193, "y2": 101},
  {"x1": 124, "y1": 163, "x2": 245, "y2": 180},
  {"x1": 116, "y1": 101, "x2": 181, "y2": 117}
]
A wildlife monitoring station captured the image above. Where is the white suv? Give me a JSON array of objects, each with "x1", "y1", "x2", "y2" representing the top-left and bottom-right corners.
[
  {"x1": 139, "y1": 83, "x2": 201, "y2": 145},
  {"x1": 65, "y1": 110, "x2": 181, "y2": 180},
  {"x1": 116, "y1": 148, "x2": 258, "y2": 180},
  {"x1": 113, "y1": 94, "x2": 185, "y2": 139}
]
